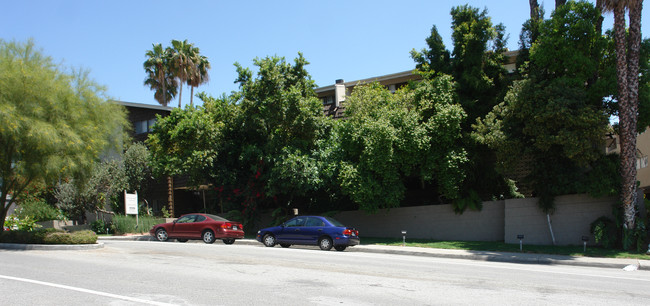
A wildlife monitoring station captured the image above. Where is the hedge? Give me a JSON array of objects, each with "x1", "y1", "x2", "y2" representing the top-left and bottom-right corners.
[{"x1": 0, "y1": 229, "x2": 97, "y2": 244}]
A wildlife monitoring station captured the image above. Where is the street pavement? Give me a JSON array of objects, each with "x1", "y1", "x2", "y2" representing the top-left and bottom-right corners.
[
  {"x1": 2, "y1": 234, "x2": 648, "y2": 271},
  {"x1": 102, "y1": 235, "x2": 650, "y2": 270}
]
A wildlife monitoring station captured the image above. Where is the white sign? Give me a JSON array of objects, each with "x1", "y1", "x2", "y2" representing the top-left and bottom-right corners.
[{"x1": 124, "y1": 191, "x2": 138, "y2": 215}]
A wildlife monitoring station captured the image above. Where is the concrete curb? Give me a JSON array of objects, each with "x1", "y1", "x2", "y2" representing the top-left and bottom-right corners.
[
  {"x1": 0, "y1": 242, "x2": 104, "y2": 251},
  {"x1": 350, "y1": 245, "x2": 650, "y2": 270}
]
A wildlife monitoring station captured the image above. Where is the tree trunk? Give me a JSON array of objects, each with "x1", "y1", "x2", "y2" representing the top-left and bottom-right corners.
[
  {"x1": 167, "y1": 176, "x2": 174, "y2": 217},
  {"x1": 595, "y1": 0, "x2": 604, "y2": 36},
  {"x1": 622, "y1": 0, "x2": 644, "y2": 231},
  {"x1": 0, "y1": 192, "x2": 9, "y2": 230},
  {"x1": 177, "y1": 80, "x2": 183, "y2": 108},
  {"x1": 555, "y1": 0, "x2": 566, "y2": 9},
  {"x1": 529, "y1": 0, "x2": 539, "y2": 19},
  {"x1": 190, "y1": 85, "x2": 194, "y2": 107},
  {"x1": 159, "y1": 64, "x2": 167, "y2": 107},
  {"x1": 613, "y1": 1, "x2": 636, "y2": 232}
]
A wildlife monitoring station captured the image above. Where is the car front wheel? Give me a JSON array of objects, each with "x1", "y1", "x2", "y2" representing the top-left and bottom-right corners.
[
  {"x1": 263, "y1": 234, "x2": 276, "y2": 247},
  {"x1": 202, "y1": 230, "x2": 215, "y2": 244},
  {"x1": 318, "y1": 237, "x2": 333, "y2": 251},
  {"x1": 222, "y1": 238, "x2": 235, "y2": 245},
  {"x1": 155, "y1": 228, "x2": 168, "y2": 242}
]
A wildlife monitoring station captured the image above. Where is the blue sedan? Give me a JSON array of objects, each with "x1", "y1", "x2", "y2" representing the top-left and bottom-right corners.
[{"x1": 256, "y1": 216, "x2": 360, "y2": 251}]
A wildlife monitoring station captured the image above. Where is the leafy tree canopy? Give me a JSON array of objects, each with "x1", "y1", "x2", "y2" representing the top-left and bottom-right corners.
[
  {"x1": 473, "y1": 1, "x2": 614, "y2": 212},
  {"x1": 0, "y1": 39, "x2": 128, "y2": 226},
  {"x1": 335, "y1": 78, "x2": 467, "y2": 212}
]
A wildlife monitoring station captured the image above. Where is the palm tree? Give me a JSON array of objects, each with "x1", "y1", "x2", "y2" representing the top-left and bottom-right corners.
[
  {"x1": 601, "y1": 0, "x2": 644, "y2": 233},
  {"x1": 144, "y1": 43, "x2": 177, "y2": 106},
  {"x1": 144, "y1": 72, "x2": 177, "y2": 106},
  {"x1": 169, "y1": 39, "x2": 195, "y2": 108},
  {"x1": 187, "y1": 49, "x2": 210, "y2": 107}
]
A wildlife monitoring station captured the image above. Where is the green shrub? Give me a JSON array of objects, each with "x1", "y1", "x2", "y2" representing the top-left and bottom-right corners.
[
  {"x1": 590, "y1": 216, "x2": 618, "y2": 249},
  {"x1": 15, "y1": 198, "x2": 63, "y2": 222},
  {"x1": 43, "y1": 230, "x2": 97, "y2": 244},
  {"x1": 0, "y1": 228, "x2": 96, "y2": 244},
  {"x1": 90, "y1": 219, "x2": 113, "y2": 234},
  {"x1": 111, "y1": 215, "x2": 165, "y2": 235}
]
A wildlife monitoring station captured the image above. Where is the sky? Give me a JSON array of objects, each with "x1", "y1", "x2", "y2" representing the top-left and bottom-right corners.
[{"x1": 2, "y1": 0, "x2": 649, "y2": 107}]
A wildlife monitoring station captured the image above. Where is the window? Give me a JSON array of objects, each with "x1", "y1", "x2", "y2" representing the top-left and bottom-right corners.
[
  {"x1": 305, "y1": 217, "x2": 325, "y2": 227},
  {"x1": 134, "y1": 118, "x2": 157, "y2": 134},
  {"x1": 147, "y1": 118, "x2": 156, "y2": 132},
  {"x1": 176, "y1": 215, "x2": 196, "y2": 223},
  {"x1": 637, "y1": 156, "x2": 648, "y2": 169},
  {"x1": 322, "y1": 96, "x2": 334, "y2": 105},
  {"x1": 285, "y1": 217, "x2": 306, "y2": 227},
  {"x1": 135, "y1": 120, "x2": 148, "y2": 134}
]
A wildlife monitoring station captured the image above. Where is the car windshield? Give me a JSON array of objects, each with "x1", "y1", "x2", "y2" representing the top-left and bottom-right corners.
[
  {"x1": 323, "y1": 217, "x2": 345, "y2": 227},
  {"x1": 206, "y1": 214, "x2": 228, "y2": 222}
]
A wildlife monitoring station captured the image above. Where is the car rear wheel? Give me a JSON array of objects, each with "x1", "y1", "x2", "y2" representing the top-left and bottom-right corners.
[
  {"x1": 334, "y1": 245, "x2": 347, "y2": 251},
  {"x1": 280, "y1": 243, "x2": 291, "y2": 248},
  {"x1": 263, "y1": 233, "x2": 276, "y2": 247},
  {"x1": 222, "y1": 238, "x2": 235, "y2": 245},
  {"x1": 202, "y1": 230, "x2": 215, "y2": 244},
  {"x1": 155, "y1": 228, "x2": 168, "y2": 242},
  {"x1": 177, "y1": 239, "x2": 188, "y2": 243},
  {"x1": 318, "y1": 237, "x2": 333, "y2": 251}
]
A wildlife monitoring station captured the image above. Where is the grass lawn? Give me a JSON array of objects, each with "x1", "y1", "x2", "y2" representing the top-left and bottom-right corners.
[{"x1": 361, "y1": 237, "x2": 650, "y2": 260}]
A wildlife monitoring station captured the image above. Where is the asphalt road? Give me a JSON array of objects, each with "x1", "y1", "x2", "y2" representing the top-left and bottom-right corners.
[{"x1": 1, "y1": 240, "x2": 649, "y2": 305}]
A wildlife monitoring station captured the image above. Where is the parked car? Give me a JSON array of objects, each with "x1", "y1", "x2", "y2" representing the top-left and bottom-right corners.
[
  {"x1": 150, "y1": 213, "x2": 244, "y2": 244},
  {"x1": 256, "y1": 216, "x2": 360, "y2": 251}
]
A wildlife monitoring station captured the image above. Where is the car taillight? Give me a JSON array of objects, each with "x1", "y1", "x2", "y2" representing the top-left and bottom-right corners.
[
  {"x1": 222, "y1": 223, "x2": 241, "y2": 230},
  {"x1": 343, "y1": 229, "x2": 359, "y2": 236}
]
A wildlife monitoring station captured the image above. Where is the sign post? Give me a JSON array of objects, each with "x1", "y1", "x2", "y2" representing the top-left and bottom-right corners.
[{"x1": 124, "y1": 191, "x2": 138, "y2": 229}]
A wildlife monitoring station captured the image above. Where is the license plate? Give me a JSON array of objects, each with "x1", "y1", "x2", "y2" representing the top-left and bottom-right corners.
[
  {"x1": 233, "y1": 226, "x2": 238, "y2": 230},
  {"x1": 351, "y1": 232, "x2": 356, "y2": 237}
]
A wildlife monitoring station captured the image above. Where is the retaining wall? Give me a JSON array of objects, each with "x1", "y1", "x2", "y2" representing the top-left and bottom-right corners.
[
  {"x1": 334, "y1": 200, "x2": 505, "y2": 241},
  {"x1": 332, "y1": 194, "x2": 622, "y2": 246}
]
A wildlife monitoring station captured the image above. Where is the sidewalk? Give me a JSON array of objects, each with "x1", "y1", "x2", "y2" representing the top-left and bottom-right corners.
[{"x1": 97, "y1": 235, "x2": 650, "y2": 271}]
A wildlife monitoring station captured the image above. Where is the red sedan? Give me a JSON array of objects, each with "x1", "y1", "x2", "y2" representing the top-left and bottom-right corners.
[{"x1": 150, "y1": 213, "x2": 244, "y2": 244}]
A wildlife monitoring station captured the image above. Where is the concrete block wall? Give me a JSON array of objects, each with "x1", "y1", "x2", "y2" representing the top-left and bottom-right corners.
[
  {"x1": 334, "y1": 201, "x2": 505, "y2": 241},
  {"x1": 331, "y1": 194, "x2": 620, "y2": 246},
  {"x1": 504, "y1": 194, "x2": 616, "y2": 246}
]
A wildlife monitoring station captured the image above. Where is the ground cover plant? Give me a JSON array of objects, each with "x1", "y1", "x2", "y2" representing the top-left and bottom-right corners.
[{"x1": 362, "y1": 237, "x2": 650, "y2": 260}]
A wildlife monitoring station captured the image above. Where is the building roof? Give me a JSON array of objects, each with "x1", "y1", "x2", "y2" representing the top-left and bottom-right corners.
[
  {"x1": 315, "y1": 70, "x2": 418, "y2": 94},
  {"x1": 111, "y1": 100, "x2": 173, "y2": 112}
]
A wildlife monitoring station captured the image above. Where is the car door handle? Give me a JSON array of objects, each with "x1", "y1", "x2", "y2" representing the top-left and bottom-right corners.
[
  {"x1": 294, "y1": 229, "x2": 300, "y2": 232},
  {"x1": 317, "y1": 229, "x2": 322, "y2": 232}
]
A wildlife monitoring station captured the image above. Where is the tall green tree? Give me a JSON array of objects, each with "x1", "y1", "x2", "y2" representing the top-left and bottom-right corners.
[
  {"x1": 411, "y1": 5, "x2": 514, "y2": 212},
  {"x1": 148, "y1": 54, "x2": 324, "y2": 226},
  {"x1": 144, "y1": 43, "x2": 177, "y2": 107},
  {"x1": 334, "y1": 78, "x2": 467, "y2": 212},
  {"x1": 0, "y1": 39, "x2": 128, "y2": 227},
  {"x1": 474, "y1": 1, "x2": 611, "y2": 211},
  {"x1": 230, "y1": 54, "x2": 324, "y2": 217}
]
